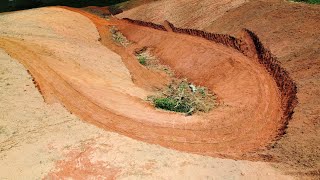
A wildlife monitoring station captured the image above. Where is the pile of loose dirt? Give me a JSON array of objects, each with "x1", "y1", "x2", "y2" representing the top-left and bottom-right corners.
[{"x1": 0, "y1": 7, "x2": 294, "y2": 179}]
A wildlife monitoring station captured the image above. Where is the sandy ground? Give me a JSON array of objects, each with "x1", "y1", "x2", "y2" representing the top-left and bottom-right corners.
[{"x1": 0, "y1": 46, "x2": 293, "y2": 179}]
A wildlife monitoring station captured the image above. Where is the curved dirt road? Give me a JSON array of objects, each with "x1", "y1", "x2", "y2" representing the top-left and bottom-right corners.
[{"x1": 0, "y1": 7, "x2": 282, "y2": 160}]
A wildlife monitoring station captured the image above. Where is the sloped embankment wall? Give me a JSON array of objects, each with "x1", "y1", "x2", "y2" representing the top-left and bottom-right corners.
[
  {"x1": 123, "y1": 18, "x2": 297, "y2": 138},
  {"x1": 123, "y1": 18, "x2": 167, "y2": 31}
]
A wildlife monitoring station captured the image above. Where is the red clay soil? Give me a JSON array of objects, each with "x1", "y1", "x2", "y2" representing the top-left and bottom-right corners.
[
  {"x1": 118, "y1": 0, "x2": 320, "y2": 175},
  {"x1": 123, "y1": 18, "x2": 297, "y2": 138},
  {"x1": 0, "y1": 6, "x2": 298, "y2": 160},
  {"x1": 0, "y1": 7, "x2": 298, "y2": 163},
  {"x1": 0, "y1": 6, "x2": 289, "y2": 161},
  {"x1": 1, "y1": 7, "x2": 284, "y2": 161}
]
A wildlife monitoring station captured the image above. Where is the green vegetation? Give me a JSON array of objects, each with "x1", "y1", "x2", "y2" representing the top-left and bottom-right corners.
[
  {"x1": 134, "y1": 48, "x2": 216, "y2": 115},
  {"x1": 135, "y1": 48, "x2": 152, "y2": 65},
  {"x1": 149, "y1": 79, "x2": 217, "y2": 115},
  {"x1": 134, "y1": 48, "x2": 174, "y2": 76},
  {"x1": 110, "y1": 26, "x2": 130, "y2": 47},
  {"x1": 137, "y1": 54, "x2": 147, "y2": 65},
  {"x1": 290, "y1": 0, "x2": 320, "y2": 4}
]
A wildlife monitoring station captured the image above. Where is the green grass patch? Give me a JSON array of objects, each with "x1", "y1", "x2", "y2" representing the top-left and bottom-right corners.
[
  {"x1": 135, "y1": 47, "x2": 151, "y2": 65},
  {"x1": 134, "y1": 48, "x2": 174, "y2": 77},
  {"x1": 290, "y1": 0, "x2": 320, "y2": 4},
  {"x1": 149, "y1": 79, "x2": 217, "y2": 115},
  {"x1": 137, "y1": 54, "x2": 147, "y2": 65},
  {"x1": 110, "y1": 26, "x2": 130, "y2": 47}
]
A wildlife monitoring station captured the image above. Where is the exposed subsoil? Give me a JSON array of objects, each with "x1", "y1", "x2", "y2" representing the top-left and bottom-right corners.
[
  {"x1": 118, "y1": 0, "x2": 320, "y2": 177},
  {"x1": 0, "y1": 6, "x2": 286, "y2": 161},
  {"x1": 0, "y1": 0, "x2": 317, "y2": 178},
  {"x1": 0, "y1": 7, "x2": 295, "y2": 179}
]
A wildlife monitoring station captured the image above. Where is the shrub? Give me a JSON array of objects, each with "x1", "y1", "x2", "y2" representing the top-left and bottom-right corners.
[
  {"x1": 149, "y1": 79, "x2": 217, "y2": 115},
  {"x1": 137, "y1": 55, "x2": 147, "y2": 65},
  {"x1": 154, "y1": 98, "x2": 178, "y2": 111}
]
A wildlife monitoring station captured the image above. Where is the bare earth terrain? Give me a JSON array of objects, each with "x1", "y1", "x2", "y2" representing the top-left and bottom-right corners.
[
  {"x1": 0, "y1": 7, "x2": 294, "y2": 179},
  {"x1": 0, "y1": 0, "x2": 319, "y2": 179},
  {"x1": 119, "y1": 0, "x2": 320, "y2": 177}
]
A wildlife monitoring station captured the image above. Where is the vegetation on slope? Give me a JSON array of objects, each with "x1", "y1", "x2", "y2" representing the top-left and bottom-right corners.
[
  {"x1": 134, "y1": 47, "x2": 173, "y2": 75},
  {"x1": 110, "y1": 26, "x2": 131, "y2": 47},
  {"x1": 149, "y1": 79, "x2": 217, "y2": 115},
  {"x1": 109, "y1": 29, "x2": 217, "y2": 116},
  {"x1": 291, "y1": 0, "x2": 320, "y2": 4}
]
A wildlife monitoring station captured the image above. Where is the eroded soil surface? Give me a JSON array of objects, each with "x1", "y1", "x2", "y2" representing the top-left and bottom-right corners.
[
  {"x1": 0, "y1": 7, "x2": 294, "y2": 179},
  {"x1": 118, "y1": 0, "x2": 320, "y2": 177},
  {"x1": 0, "y1": 0, "x2": 319, "y2": 177},
  {"x1": 1, "y1": 5, "x2": 285, "y2": 160}
]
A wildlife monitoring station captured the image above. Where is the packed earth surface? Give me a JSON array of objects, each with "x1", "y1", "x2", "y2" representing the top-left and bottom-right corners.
[{"x1": 0, "y1": 0, "x2": 319, "y2": 179}]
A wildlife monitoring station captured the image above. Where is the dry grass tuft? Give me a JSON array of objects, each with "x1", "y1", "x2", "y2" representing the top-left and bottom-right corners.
[
  {"x1": 148, "y1": 79, "x2": 217, "y2": 115},
  {"x1": 110, "y1": 26, "x2": 130, "y2": 47}
]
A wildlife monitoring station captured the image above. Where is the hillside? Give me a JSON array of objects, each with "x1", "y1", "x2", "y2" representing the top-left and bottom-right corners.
[
  {"x1": 0, "y1": 0, "x2": 319, "y2": 178},
  {"x1": 118, "y1": 0, "x2": 320, "y2": 176},
  {"x1": 0, "y1": 7, "x2": 295, "y2": 179}
]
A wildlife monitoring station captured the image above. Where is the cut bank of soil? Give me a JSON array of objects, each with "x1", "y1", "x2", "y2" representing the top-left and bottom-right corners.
[
  {"x1": 1, "y1": 6, "x2": 283, "y2": 161},
  {"x1": 117, "y1": 0, "x2": 320, "y2": 176},
  {"x1": 0, "y1": 7, "x2": 294, "y2": 179}
]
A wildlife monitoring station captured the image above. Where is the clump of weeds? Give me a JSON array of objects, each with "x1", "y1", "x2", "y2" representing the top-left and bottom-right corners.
[
  {"x1": 148, "y1": 79, "x2": 217, "y2": 116},
  {"x1": 110, "y1": 26, "x2": 130, "y2": 47}
]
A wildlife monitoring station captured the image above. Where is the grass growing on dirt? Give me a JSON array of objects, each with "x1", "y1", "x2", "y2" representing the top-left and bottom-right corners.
[
  {"x1": 290, "y1": 0, "x2": 320, "y2": 4},
  {"x1": 137, "y1": 54, "x2": 147, "y2": 65},
  {"x1": 136, "y1": 47, "x2": 217, "y2": 115},
  {"x1": 110, "y1": 26, "x2": 130, "y2": 47},
  {"x1": 135, "y1": 47, "x2": 174, "y2": 76},
  {"x1": 148, "y1": 79, "x2": 217, "y2": 115},
  {"x1": 135, "y1": 47, "x2": 153, "y2": 65}
]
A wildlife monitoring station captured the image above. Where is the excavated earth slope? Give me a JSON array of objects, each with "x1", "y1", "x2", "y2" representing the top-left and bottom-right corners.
[
  {"x1": 118, "y1": 0, "x2": 320, "y2": 175},
  {"x1": 0, "y1": 6, "x2": 291, "y2": 161},
  {"x1": 0, "y1": 7, "x2": 297, "y2": 179},
  {"x1": 117, "y1": 0, "x2": 248, "y2": 29}
]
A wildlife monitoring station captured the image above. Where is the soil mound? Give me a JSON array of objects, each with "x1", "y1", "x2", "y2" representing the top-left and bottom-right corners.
[
  {"x1": 0, "y1": 6, "x2": 294, "y2": 160},
  {"x1": 118, "y1": 0, "x2": 320, "y2": 174}
]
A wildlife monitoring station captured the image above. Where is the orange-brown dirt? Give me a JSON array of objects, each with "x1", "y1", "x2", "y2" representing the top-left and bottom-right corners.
[
  {"x1": 45, "y1": 145, "x2": 121, "y2": 179},
  {"x1": 117, "y1": 0, "x2": 320, "y2": 176},
  {"x1": 0, "y1": 6, "x2": 290, "y2": 162},
  {"x1": 0, "y1": 7, "x2": 298, "y2": 179},
  {"x1": 0, "y1": 1, "x2": 317, "y2": 177}
]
